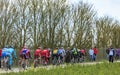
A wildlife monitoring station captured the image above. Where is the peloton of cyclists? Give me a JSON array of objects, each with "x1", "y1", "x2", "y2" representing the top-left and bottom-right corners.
[{"x1": 2, "y1": 45, "x2": 120, "y2": 70}]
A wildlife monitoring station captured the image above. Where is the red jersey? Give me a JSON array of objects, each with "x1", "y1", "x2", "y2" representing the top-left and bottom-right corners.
[
  {"x1": 34, "y1": 49, "x2": 42, "y2": 56},
  {"x1": 80, "y1": 49, "x2": 85, "y2": 54},
  {"x1": 93, "y1": 48, "x2": 98, "y2": 55},
  {"x1": 41, "y1": 49, "x2": 50, "y2": 58},
  {"x1": 19, "y1": 48, "x2": 24, "y2": 55},
  {"x1": 0, "y1": 49, "x2": 2, "y2": 56}
]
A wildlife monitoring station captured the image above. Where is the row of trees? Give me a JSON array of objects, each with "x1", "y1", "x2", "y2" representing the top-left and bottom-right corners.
[{"x1": 0, "y1": 0, "x2": 120, "y2": 50}]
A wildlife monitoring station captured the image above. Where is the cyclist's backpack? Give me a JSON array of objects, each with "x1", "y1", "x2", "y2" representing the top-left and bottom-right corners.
[{"x1": 53, "y1": 49, "x2": 58, "y2": 54}]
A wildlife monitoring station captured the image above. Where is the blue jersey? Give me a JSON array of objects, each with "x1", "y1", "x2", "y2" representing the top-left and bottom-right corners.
[
  {"x1": 2, "y1": 47, "x2": 17, "y2": 58},
  {"x1": 8, "y1": 48, "x2": 17, "y2": 58},
  {"x1": 2, "y1": 52, "x2": 7, "y2": 58},
  {"x1": 58, "y1": 49, "x2": 62, "y2": 54},
  {"x1": 22, "y1": 49, "x2": 28, "y2": 54},
  {"x1": 2, "y1": 48, "x2": 9, "y2": 53},
  {"x1": 2, "y1": 52, "x2": 13, "y2": 66}
]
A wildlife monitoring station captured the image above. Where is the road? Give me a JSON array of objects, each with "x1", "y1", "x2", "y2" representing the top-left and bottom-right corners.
[{"x1": 0, "y1": 61, "x2": 119, "y2": 74}]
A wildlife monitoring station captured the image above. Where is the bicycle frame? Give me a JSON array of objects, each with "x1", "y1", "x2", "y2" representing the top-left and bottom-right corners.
[{"x1": 1, "y1": 57, "x2": 9, "y2": 70}]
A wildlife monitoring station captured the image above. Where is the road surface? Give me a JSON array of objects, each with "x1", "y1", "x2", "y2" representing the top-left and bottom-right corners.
[{"x1": 0, "y1": 61, "x2": 119, "y2": 74}]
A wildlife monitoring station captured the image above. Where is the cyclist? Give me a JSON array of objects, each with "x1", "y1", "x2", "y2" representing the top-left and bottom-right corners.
[
  {"x1": 61, "y1": 47, "x2": 66, "y2": 63},
  {"x1": 47, "y1": 48, "x2": 52, "y2": 64},
  {"x1": 109, "y1": 47, "x2": 115, "y2": 63},
  {"x1": 58, "y1": 47, "x2": 66, "y2": 63},
  {"x1": 115, "y1": 49, "x2": 120, "y2": 60},
  {"x1": 34, "y1": 47, "x2": 42, "y2": 59},
  {"x1": 2, "y1": 46, "x2": 17, "y2": 59},
  {"x1": 34, "y1": 47, "x2": 42, "y2": 67},
  {"x1": 8, "y1": 46, "x2": 17, "y2": 59},
  {"x1": 41, "y1": 47, "x2": 50, "y2": 65},
  {"x1": 65, "y1": 47, "x2": 71, "y2": 63},
  {"x1": 52, "y1": 47, "x2": 59, "y2": 64},
  {"x1": 2, "y1": 45, "x2": 16, "y2": 70},
  {"x1": 93, "y1": 46, "x2": 98, "y2": 61},
  {"x1": 72, "y1": 48, "x2": 78, "y2": 63},
  {"x1": 89, "y1": 48, "x2": 94, "y2": 61},
  {"x1": 80, "y1": 48, "x2": 86, "y2": 62},
  {"x1": 19, "y1": 45, "x2": 32, "y2": 68},
  {"x1": 58, "y1": 47, "x2": 63, "y2": 62}
]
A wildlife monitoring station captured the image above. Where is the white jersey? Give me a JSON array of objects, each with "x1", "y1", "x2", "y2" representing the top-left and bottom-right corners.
[
  {"x1": 59, "y1": 49, "x2": 66, "y2": 57},
  {"x1": 109, "y1": 49, "x2": 114, "y2": 55},
  {"x1": 89, "y1": 49, "x2": 94, "y2": 55}
]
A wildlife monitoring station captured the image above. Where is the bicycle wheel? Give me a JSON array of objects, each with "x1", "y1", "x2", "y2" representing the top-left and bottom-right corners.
[
  {"x1": 18, "y1": 60, "x2": 22, "y2": 71},
  {"x1": 34, "y1": 59, "x2": 38, "y2": 68},
  {"x1": 6, "y1": 60, "x2": 9, "y2": 70},
  {"x1": 57, "y1": 56, "x2": 61, "y2": 65},
  {"x1": 52, "y1": 57, "x2": 57, "y2": 65},
  {"x1": 71, "y1": 57, "x2": 74, "y2": 64},
  {"x1": 3, "y1": 58, "x2": 9, "y2": 71},
  {"x1": 22, "y1": 62, "x2": 26, "y2": 70}
]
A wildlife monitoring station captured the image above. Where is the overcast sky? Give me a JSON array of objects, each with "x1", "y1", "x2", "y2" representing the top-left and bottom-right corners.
[{"x1": 69, "y1": 0, "x2": 120, "y2": 21}]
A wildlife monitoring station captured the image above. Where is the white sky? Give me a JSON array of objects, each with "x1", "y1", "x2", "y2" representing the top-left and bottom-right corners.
[{"x1": 69, "y1": 0, "x2": 120, "y2": 21}]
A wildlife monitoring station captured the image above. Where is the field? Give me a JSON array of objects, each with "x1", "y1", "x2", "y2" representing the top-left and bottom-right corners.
[{"x1": 1, "y1": 62, "x2": 120, "y2": 75}]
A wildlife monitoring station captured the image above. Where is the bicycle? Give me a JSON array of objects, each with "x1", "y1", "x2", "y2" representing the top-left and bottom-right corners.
[
  {"x1": 57, "y1": 55, "x2": 63, "y2": 65},
  {"x1": 41, "y1": 56, "x2": 48, "y2": 66},
  {"x1": 78, "y1": 53, "x2": 84, "y2": 63},
  {"x1": 1, "y1": 56, "x2": 9, "y2": 71},
  {"x1": 52, "y1": 56, "x2": 58, "y2": 65},
  {"x1": 70, "y1": 55, "x2": 74, "y2": 64},
  {"x1": 18, "y1": 58, "x2": 27, "y2": 70},
  {"x1": 71, "y1": 54, "x2": 79, "y2": 64},
  {"x1": 34, "y1": 57, "x2": 41, "y2": 68}
]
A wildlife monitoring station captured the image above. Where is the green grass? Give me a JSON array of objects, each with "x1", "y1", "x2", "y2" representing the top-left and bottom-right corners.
[{"x1": 2, "y1": 62, "x2": 120, "y2": 75}]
